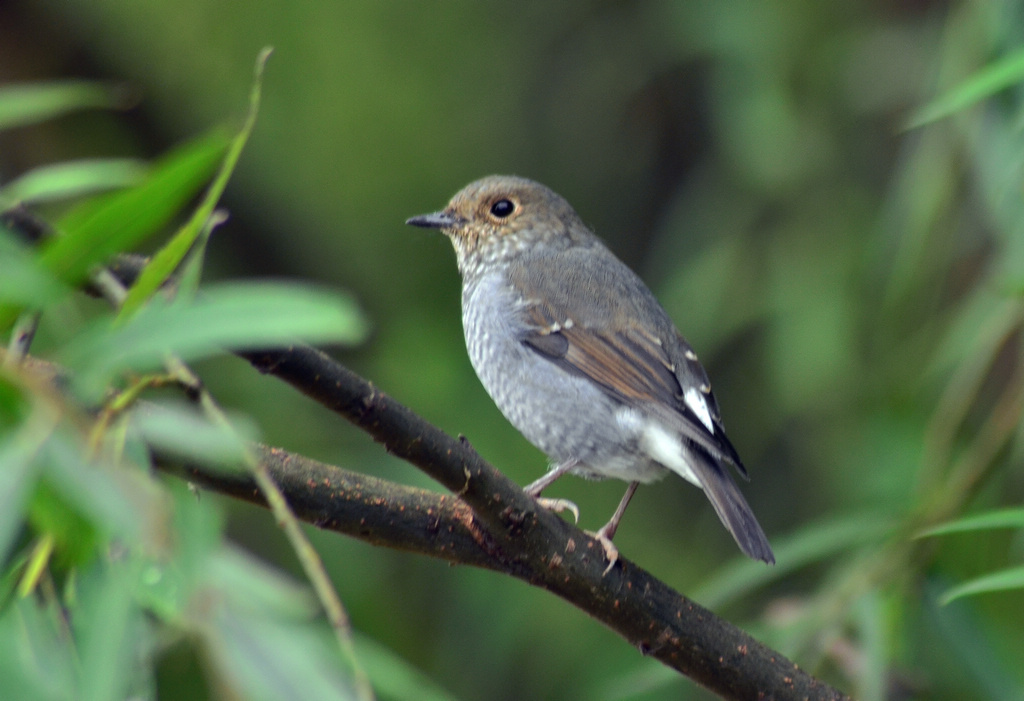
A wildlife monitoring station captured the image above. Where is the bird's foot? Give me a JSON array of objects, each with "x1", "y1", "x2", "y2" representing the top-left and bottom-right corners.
[
  {"x1": 535, "y1": 497, "x2": 579, "y2": 524},
  {"x1": 585, "y1": 526, "x2": 619, "y2": 576}
]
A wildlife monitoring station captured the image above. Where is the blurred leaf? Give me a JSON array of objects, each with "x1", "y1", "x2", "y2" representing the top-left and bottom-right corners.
[
  {"x1": 41, "y1": 431, "x2": 170, "y2": 552},
  {"x1": 919, "y1": 291, "x2": 1022, "y2": 494},
  {"x1": 203, "y1": 545, "x2": 317, "y2": 620},
  {"x1": 693, "y1": 512, "x2": 895, "y2": 609},
  {"x1": 18, "y1": 535, "x2": 55, "y2": 599},
  {"x1": 0, "y1": 551, "x2": 27, "y2": 609},
  {"x1": 28, "y1": 481, "x2": 99, "y2": 569},
  {"x1": 0, "y1": 373, "x2": 28, "y2": 421},
  {"x1": 195, "y1": 546, "x2": 356, "y2": 701},
  {"x1": 119, "y1": 47, "x2": 273, "y2": 320},
  {"x1": 853, "y1": 593, "x2": 886, "y2": 701},
  {"x1": 0, "y1": 428, "x2": 44, "y2": 566},
  {"x1": 906, "y1": 48, "x2": 1024, "y2": 129},
  {"x1": 175, "y1": 210, "x2": 224, "y2": 303},
  {"x1": 75, "y1": 560, "x2": 151, "y2": 701},
  {"x1": 918, "y1": 507, "x2": 1024, "y2": 538},
  {"x1": 204, "y1": 606, "x2": 359, "y2": 701},
  {"x1": 61, "y1": 281, "x2": 367, "y2": 398},
  {"x1": 40, "y1": 127, "x2": 231, "y2": 285},
  {"x1": 132, "y1": 401, "x2": 255, "y2": 472},
  {"x1": 927, "y1": 579, "x2": 1024, "y2": 699},
  {"x1": 0, "y1": 158, "x2": 147, "y2": 206},
  {"x1": 133, "y1": 479, "x2": 226, "y2": 623},
  {"x1": 924, "y1": 291, "x2": 1021, "y2": 387},
  {"x1": 0, "y1": 598, "x2": 76, "y2": 701},
  {"x1": 0, "y1": 388, "x2": 59, "y2": 565},
  {"x1": 0, "y1": 228, "x2": 70, "y2": 307},
  {"x1": 0, "y1": 81, "x2": 124, "y2": 131},
  {"x1": 940, "y1": 565, "x2": 1024, "y2": 605}
]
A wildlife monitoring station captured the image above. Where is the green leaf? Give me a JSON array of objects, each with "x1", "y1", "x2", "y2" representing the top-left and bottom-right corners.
[
  {"x1": 926, "y1": 579, "x2": 1023, "y2": 699},
  {"x1": 0, "y1": 81, "x2": 124, "y2": 131},
  {"x1": 41, "y1": 431, "x2": 170, "y2": 552},
  {"x1": 0, "y1": 158, "x2": 147, "y2": 206},
  {"x1": 118, "y1": 48, "x2": 273, "y2": 319},
  {"x1": 133, "y1": 479, "x2": 226, "y2": 623},
  {"x1": 0, "y1": 385, "x2": 58, "y2": 565},
  {"x1": 906, "y1": 49, "x2": 1024, "y2": 129},
  {"x1": 60, "y1": 281, "x2": 367, "y2": 399},
  {"x1": 184, "y1": 546, "x2": 357, "y2": 701},
  {"x1": 0, "y1": 598, "x2": 76, "y2": 701},
  {"x1": 0, "y1": 551, "x2": 27, "y2": 608},
  {"x1": 0, "y1": 228, "x2": 70, "y2": 307},
  {"x1": 918, "y1": 507, "x2": 1024, "y2": 538},
  {"x1": 28, "y1": 481, "x2": 100, "y2": 569},
  {"x1": 852, "y1": 592, "x2": 887, "y2": 701},
  {"x1": 175, "y1": 211, "x2": 222, "y2": 301},
  {"x1": 0, "y1": 428, "x2": 44, "y2": 566},
  {"x1": 39, "y1": 126, "x2": 231, "y2": 285},
  {"x1": 75, "y1": 560, "x2": 151, "y2": 701},
  {"x1": 203, "y1": 606, "x2": 359, "y2": 701},
  {"x1": 131, "y1": 401, "x2": 255, "y2": 472},
  {"x1": 941, "y1": 565, "x2": 1024, "y2": 605},
  {"x1": 204, "y1": 546, "x2": 318, "y2": 619}
]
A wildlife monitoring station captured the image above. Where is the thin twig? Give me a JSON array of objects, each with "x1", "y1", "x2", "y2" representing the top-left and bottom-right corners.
[
  {"x1": 92, "y1": 259, "x2": 375, "y2": 701},
  {"x1": 185, "y1": 362, "x2": 374, "y2": 701}
]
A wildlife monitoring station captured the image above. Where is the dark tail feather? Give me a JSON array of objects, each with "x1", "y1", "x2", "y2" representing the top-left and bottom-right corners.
[{"x1": 692, "y1": 454, "x2": 775, "y2": 564}]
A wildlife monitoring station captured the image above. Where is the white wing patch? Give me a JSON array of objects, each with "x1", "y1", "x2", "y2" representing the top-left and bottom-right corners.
[
  {"x1": 640, "y1": 422, "x2": 702, "y2": 488},
  {"x1": 684, "y1": 386, "x2": 714, "y2": 433}
]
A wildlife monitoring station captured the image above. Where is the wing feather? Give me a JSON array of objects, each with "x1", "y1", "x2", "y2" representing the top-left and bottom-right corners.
[{"x1": 521, "y1": 303, "x2": 743, "y2": 467}]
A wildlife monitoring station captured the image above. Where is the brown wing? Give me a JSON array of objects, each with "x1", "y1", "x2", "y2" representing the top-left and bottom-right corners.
[{"x1": 521, "y1": 303, "x2": 743, "y2": 467}]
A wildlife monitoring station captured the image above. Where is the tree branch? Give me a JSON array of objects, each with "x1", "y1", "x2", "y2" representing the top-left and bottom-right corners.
[
  {"x1": 159, "y1": 444, "x2": 499, "y2": 570},
  {"x1": 8, "y1": 219, "x2": 850, "y2": 699},
  {"x1": 232, "y1": 343, "x2": 846, "y2": 701}
]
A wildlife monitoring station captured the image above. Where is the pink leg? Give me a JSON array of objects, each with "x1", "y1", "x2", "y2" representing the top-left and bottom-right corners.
[
  {"x1": 589, "y1": 481, "x2": 639, "y2": 574},
  {"x1": 524, "y1": 458, "x2": 578, "y2": 496},
  {"x1": 524, "y1": 459, "x2": 580, "y2": 523}
]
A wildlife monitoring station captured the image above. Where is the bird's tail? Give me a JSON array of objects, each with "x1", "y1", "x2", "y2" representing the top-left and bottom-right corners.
[{"x1": 682, "y1": 450, "x2": 775, "y2": 564}]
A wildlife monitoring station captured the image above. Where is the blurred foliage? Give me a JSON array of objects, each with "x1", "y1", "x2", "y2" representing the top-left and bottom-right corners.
[
  {"x1": 0, "y1": 68, "x2": 379, "y2": 700},
  {"x1": 2, "y1": 1, "x2": 1024, "y2": 700}
]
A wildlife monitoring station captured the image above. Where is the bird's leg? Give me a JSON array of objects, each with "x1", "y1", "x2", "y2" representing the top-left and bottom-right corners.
[
  {"x1": 523, "y1": 458, "x2": 578, "y2": 495},
  {"x1": 524, "y1": 458, "x2": 579, "y2": 523},
  {"x1": 587, "y1": 481, "x2": 639, "y2": 575}
]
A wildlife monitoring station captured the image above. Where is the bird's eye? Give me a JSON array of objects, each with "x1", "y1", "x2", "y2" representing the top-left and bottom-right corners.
[{"x1": 489, "y1": 198, "x2": 515, "y2": 219}]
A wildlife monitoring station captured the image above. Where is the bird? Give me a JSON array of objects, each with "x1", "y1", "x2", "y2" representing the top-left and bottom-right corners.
[{"x1": 406, "y1": 175, "x2": 774, "y2": 571}]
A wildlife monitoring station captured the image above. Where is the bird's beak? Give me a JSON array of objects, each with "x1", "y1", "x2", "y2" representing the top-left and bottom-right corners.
[{"x1": 405, "y1": 210, "x2": 464, "y2": 230}]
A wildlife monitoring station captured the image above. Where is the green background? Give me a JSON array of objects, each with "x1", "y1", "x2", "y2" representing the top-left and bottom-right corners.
[{"x1": 2, "y1": 1, "x2": 1023, "y2": 699}]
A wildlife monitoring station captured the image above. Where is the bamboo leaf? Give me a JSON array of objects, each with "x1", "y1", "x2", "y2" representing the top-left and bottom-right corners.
[
  {"x1": 118, "y1": 48, "x2": 273, "y2": 320},
  {"x1": 941, "y1": 566, "x2": 1024, "y2": 605},
  {"x1": 60, "y1": 282, "x2": 367, "y2": 399},
  {"x1": 906, "y1": 49, "x2": 1024, "y2": 129},
  {"x1": 40, "y1": 127, "x2": 231, "y2": 285},
  {"x1": 0, "y1": 159, "x2": 146, "y2": 206},
  {"x1": 0, "y1": 81, "x2": 125, "y2": 131},
  {"x1": 918, "y1": 508, "x2": 1024, "y2": 538}
]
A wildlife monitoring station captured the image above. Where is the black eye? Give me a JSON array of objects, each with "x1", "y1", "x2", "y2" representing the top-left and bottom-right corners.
[{"x1": 490, "y1": 198, "x2": 514, "y2": 218}]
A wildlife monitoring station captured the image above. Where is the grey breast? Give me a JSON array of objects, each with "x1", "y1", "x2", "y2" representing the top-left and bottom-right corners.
[{"x1": 460, "y1": 268, "x2": 655, "y2": 480}]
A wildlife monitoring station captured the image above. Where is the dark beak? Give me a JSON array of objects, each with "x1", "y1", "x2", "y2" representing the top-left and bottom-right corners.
[{"x1": 405, "y1": 211, "x2": 464, "y2": 230}]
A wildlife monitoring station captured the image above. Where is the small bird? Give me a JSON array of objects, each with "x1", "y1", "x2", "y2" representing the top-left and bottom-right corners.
[{"x1": 407, "y1": 175, "x2": 774, "y2": 570}]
